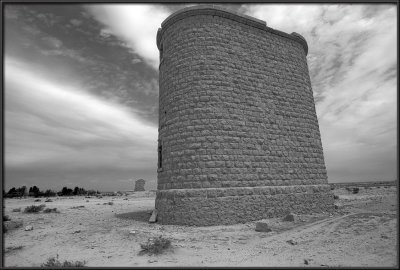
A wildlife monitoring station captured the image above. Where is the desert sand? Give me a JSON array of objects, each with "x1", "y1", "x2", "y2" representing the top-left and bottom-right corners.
[{"x1": 3, "y1": 185, "x2": 398, "y2": 267}]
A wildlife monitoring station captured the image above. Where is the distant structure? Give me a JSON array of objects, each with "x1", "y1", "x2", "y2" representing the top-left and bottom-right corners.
[
  {"x1": 155, "y1": 5, "x2": 334, "y2": 226},
  {"x1": 134, "y1": 179, "x2": 146, "y2": 192}
]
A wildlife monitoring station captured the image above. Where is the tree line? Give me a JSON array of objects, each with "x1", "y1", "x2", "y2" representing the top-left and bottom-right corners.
[{"x1": 3, "y1": 186, "x2": 100, "y2": 198}]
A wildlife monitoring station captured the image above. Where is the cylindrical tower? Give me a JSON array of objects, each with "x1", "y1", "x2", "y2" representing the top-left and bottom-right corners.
[{"x1": 155, "y1": 5, "x2": 334, "y2": 226}]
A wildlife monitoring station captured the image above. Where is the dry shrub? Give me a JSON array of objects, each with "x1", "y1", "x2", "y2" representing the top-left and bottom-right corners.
[
  {"x1": 43, "y1": 208, "x2": 59, "y2": 213},
  {"x1": 70, "y1": 206, "x2": 85, "y2": 209},
  {"x1": 12, "y1": 208, "x2": 21, "y2": 212},
  {"x1": 41, "y1": 255, "x2": 86, "y2": 267},
  {"x1": 3, "y1": 220, "x2": 23, "y2": 233},
  {"x1": 4, "y1": 245, "x2": 24, "y2": 253},
  {"x1": 3, "y1": 215, "x2": 11, "y2": 221},
  {"x1": 139, "y1": 235, "x2": 171, "y2": 255},
  {"x1": 24, "y1": 204, "x2": 46, "y2": 213}
]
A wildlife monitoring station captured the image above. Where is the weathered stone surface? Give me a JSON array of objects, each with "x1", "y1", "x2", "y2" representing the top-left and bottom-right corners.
[
  {"x1": 134, "y1": 179, "x2": 146, "y2": 192},
  {"x1": 255, "y1": 222, "x2": 272, "y2": 232},
  {"x1": 155, "y1": 5, "x2": 334, "y2": 226}
]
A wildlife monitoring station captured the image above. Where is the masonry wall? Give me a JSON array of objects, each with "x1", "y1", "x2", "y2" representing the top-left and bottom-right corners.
[{"x1": 155, "y1": 6, "x2": 334, "y2": 226}]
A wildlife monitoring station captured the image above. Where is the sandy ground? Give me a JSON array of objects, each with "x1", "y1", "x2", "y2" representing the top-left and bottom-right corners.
[{"x1": 3, "y1": 186, "x2": 398, "y2": 267}]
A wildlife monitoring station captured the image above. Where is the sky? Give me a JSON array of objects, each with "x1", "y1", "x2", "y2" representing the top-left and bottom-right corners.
[{"x1": 3, "y1": 3, "x2": 397, "y2": 192}]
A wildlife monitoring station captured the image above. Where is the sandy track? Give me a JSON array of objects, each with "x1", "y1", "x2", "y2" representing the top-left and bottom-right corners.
[{"x1": 3, "y1": 187, "x2": 398, "y2": 267}]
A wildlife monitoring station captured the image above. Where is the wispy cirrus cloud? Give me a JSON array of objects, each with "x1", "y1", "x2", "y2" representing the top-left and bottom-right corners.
[
  {"x1": 242, "y1": 4, "x2": 397, "y2": 182},
  {"x1": 5, "y1": 57, "x2": 157, "y2": 172},
  {"x1": 85, "y1": 4, "x2": 170, "y2": 69}
]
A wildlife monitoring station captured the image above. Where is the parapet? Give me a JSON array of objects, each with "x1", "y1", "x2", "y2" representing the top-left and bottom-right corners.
[{"x1": 156, "y1": 5, "x2": 308, "y2": 55}]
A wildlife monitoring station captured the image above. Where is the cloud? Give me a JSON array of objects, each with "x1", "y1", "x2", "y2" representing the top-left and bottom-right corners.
[
  {"x1": 4, "y1": 57, "x2": 158, "y2": 172},
  {"x1": 85, "y1": 4, "x2": 170, "y2": 69},
  {"x1": 241, "y1": 4, "x2": 397, "y2": 182},
  {"x1": 70, "y1": 18, "x2": 82, "y2": 26}
]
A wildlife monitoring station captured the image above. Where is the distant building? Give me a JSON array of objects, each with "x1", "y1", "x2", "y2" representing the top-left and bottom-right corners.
[{"x1": 134, "y1": 179, "x2": 146, "y2": 192}]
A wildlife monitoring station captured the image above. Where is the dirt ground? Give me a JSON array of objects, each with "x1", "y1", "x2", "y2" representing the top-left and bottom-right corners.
[{"x1": 3, "y1": 185, "x2": 398, "y2": 267}]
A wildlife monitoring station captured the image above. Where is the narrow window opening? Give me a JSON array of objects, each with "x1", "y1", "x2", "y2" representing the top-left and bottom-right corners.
[
  {"x1": 158, "y1": 144, "x2": 162, "y2": 169},
  {"x1": 159, "y1": 44, "x2": 163, "y2": 62}
]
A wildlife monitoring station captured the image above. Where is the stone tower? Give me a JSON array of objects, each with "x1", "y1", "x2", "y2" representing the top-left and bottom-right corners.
[
  {"x1": 134, "y1": 179, "x2": 146, "y2": 192},
  {"x1": 155, "y1": 5, "x2": 334, "y2": 226}
]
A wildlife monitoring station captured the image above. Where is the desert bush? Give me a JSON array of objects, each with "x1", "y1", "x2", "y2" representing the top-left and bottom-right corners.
[
  {"x1": 43, "y1": 208, "x2": 59, "y2": 213},
  {"x1": 12, "y1": 208, "x2": 21, "y2": 212},
  {"x1": 70, "y1": 205, "x2": 85, "y2": 209},
  {"x1": 333, "y1": 195, "x2": 339, "y2": 200},
  {"x1": 3, "y1": 220, "x2": 23, "y2": 233},
  {"x1": 3, "y1": 215, "x2": 11, "y2": 221},
  {"x1": 41, "y1": 255, "x2": 86, "y2": 267},
  {"x1": 139, "y1": 235, "x2": 171, "y2": 255},
  {"x1": 352, "y1": 187, "x2": 359, "y2": 194},
  {"x1": 4, "y1": 245, "x2": 24, "y2": 253},
  {"x1": 103, "y1": 202, "x2": 113, "y2": 205},
  {"x1": 24, "y1": 204, "x2": 46, "y2": 213}
]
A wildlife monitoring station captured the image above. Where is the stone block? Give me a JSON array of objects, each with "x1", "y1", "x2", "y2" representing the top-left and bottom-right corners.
[
  {"x1": 255, "y1": 222, "x2": 272, "y2": 232},
  {"x1": 149, "y1": 209, "x2": 158, "y2": 223}
]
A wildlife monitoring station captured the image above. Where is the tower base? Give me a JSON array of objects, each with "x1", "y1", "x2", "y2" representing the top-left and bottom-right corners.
[{"x1": 155, "y1": 184, "x2": 334, "y2": 226}]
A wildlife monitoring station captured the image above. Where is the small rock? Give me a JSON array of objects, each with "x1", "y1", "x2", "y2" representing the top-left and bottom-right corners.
[
  {"x1": 286, "y1": 239, "x2": 297, "y2": 245},
  {"x1": 129, "y1": 230, "x2": 137, "y2": 235},
  {"x1": 34, "y1": 199, "x2": 41, "y2": 202},
  {"x1": 304, "y1": 259, "x2": 309, "y2": 265},
  {"x1": 148, "y1": 259, "x2": 157, "y2": 263},
  {"x1": 45, "y1": 199, "x2": 53, "y2": 202},
  {"x1": 86, "y1": 200, "x2": 89, "y2": 202},
  {"x1": 334, "y1": 205, "x2": 339, "y2": 209},
  {"x1": 255, "y1": 222, "x2": 272, "y2": 232},
  {"x1": 282, "y1": 213, "x2": 295, "y2": 222},
  {"x1": 24, "y1": 225, "x2": 33, "y2": 231},
  {"x1": 381, "y1": 234, "x2": 389, "y2": 239},
  {"x1": 149, "y1": 209, "x2": 158, "y2": 223},
  {"x1": 72, "y1": 230, "x2": 81, "y2": 234}
]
